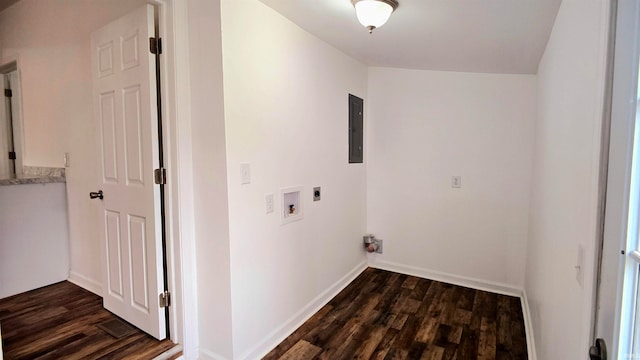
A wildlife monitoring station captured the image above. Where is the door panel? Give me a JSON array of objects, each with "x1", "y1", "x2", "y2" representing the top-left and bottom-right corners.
[
  {"x1": 123, "y1": 85, "x2": 144, "y2": 184},
  {"x1": 91, "y1": 4, "x2": 165, "y2": 340},
  {"x1": 121, "y1": 31, "x2": 140, "y2": 70},
  {"x1": 105, "y1": 210, "x2": 124, "y2": 299},
  {"x1": 129, "y1": 214, "x2": 149, "y2": 312},
  {"x1": 100, "y1": 92, "x2": 118, "y2": 182}
]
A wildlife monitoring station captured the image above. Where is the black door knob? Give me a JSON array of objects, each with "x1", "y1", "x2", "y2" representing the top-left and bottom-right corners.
[{"x1": 89, "y1": 190, "x2": 104, "y2": 200}]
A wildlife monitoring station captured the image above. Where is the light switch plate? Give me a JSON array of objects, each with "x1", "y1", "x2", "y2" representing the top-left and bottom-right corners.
[
  {"x1": 451, "y1": 176, "x2": 461, "y2": 188},
  {"x1": 576, "y1": 244, "x2": 584, "y2": 287},
  {"x1": 265, "y1": 193, "x2": 274, "y2": 214},
  {"x1": 240, "y1": 163, "x2": 251, "y2": 184}
]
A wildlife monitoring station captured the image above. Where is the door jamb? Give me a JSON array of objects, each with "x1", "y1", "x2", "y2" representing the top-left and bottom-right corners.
[
  {"x1": 0, "y1": 57, "x2": 24, "y2": 179},
  {"x1": 592, "y1": 0, "x2": 640, "y2": 358},
  {"x1": 591, "y1": 0, "x2": 618, "y2": 344},
  {"x1": 149, "y1": 0, "x2": 198, "y2": 357}
]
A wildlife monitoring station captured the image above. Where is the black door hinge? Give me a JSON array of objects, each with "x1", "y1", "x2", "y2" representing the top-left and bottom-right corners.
[
  {"x1": 150, "y1": 37, "x2": 162, "y2": 55},
  {"x1": 154, "y1": 168, "x2": 167, "y2": 185},
  {"x1": 8, "y1": 151, "x2": 16, "y2": 160},
  {"x1": 4, "y1": 89, "x2": 12, "y2": 98},
  {"x1": 159, "y1": 291, "x2": 171, "y2": 308}
]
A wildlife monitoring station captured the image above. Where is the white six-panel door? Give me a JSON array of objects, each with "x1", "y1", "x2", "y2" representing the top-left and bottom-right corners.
[{"x1": 91, "y1": 4, "x2": 166, "y2": 340}]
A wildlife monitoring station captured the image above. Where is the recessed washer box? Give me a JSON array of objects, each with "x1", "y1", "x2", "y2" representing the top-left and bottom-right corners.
[{"x1": 281, "y1": 186, "x2": 303, "y2": 224}]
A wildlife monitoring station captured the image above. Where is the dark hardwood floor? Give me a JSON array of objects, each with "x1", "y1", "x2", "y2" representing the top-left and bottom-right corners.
[
  {"x1": 264, "y1": 268, "x2": 528, "y2": 360},
  {"x1": 0, "y1": 281, "x2": 178, "y2": 359}
]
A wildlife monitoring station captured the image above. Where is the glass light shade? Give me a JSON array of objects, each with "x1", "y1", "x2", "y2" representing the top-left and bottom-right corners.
[{"x1": 354, "y1": 0, "x2": 394, "y2": 31}]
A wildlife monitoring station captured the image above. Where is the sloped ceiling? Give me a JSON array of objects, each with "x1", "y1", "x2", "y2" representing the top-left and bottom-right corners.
[{"x1": 258, "y1": 0, "x2": 561, "y2": 74}]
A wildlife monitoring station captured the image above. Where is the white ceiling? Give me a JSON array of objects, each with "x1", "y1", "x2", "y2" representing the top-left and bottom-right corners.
[{"x1": 258, "y1": 0, "x2": 561, "y2": 74}]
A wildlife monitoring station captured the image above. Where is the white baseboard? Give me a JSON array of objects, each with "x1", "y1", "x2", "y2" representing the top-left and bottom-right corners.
[
  {"x1": 68, "y1": 271, "x2": 103, "y2": 297},
  {"x1": 152, "y1": 344, "x2": 184, "y2": 360},
  {"x1": 520, "y1": 289, "x2": 537, "y2": 360},
  {"x1": 198, "y1": 348, "x2": 230, "y2": 360},
  {"x1": 369, "y1": 259, "x2": 522, "y2": 297},
  {"x1": 236, "y1": 260, "x2": 368, "y2": 360}
]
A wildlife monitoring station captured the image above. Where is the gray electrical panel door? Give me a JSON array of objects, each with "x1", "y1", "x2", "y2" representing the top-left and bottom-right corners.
[{"x1": 349, "y1": 94, "x2": 363, "y2": 163}]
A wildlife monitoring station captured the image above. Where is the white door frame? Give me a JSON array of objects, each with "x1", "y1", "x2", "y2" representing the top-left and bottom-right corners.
[
  {"x1": 0, "y1": 59, "x2": 25, "y2": 180},
  {"x1": 594, "y1": 0, "x2": 640, "y2": 358},
  {"x1": 148, "y1": 0, "x2": 198, "y2": 357}
]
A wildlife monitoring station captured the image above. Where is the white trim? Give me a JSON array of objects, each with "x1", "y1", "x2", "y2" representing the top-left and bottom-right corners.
[
  {"x1": 0, "y1": 54, "x2": 24, "y2": 178},
  {"x1": 595, "y1": 0, "x2": 640, "y2": 357},
  {"x1": 521, "y1": 289, "x2": 538, "y2": 360},
  {"x1": 587, "y1": 0, "x2": 616, "y2": 357},
  {"x1": 369, "y1": 259, "x2": 522, "y2": 297},
  {"x1": 68, "y1": 271, "x2": 102, "y2": 297},
  {"x1": 237, "y1": 261, "x2": 368, "y2": 360},
  {"x1": 147, "y1": 0, "x2": 198, "y2": 357},
  {"x1": 199, "y1": 349, "x2": 230, "y2": 360},
  {"x1": 151, "y1": 344, "x2": 184, "y2": 360}
]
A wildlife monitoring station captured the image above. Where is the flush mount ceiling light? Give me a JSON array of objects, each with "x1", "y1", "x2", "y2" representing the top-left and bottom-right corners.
[{"x1": 352, "y1": 0, "x2": 399, "y2": 34}]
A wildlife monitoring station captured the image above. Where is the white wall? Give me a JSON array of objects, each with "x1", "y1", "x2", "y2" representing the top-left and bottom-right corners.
[
  {"x1": 525, "y1": 0, "x2": 609, "y2": 358},
  {"x1": 220, "y1": 0, "x2": 368, "y2": 357},
  {"x1": 0, "y1": 0, "x2": 148, "y2": 293},
  {"x1": 0, "y1": 1, "x2": 611, "y2": 359},
  {"x1": 367, "y1": 67, "x2": 536, "y2": 288},
  {"x1": 186, "y1": 0, "x2": 234, "y2": 358},
  {"x1": 0, "y1": 183, "x2": 69, "y2": 298}
]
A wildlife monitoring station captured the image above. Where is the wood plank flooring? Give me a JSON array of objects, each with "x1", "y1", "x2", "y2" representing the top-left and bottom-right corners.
[
  {"x1": 0, "y1": 281, "x2": 177, "y2": 359},
  {"x1": 264, "y1": 268, "x2": 528, "y2": 360}
]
